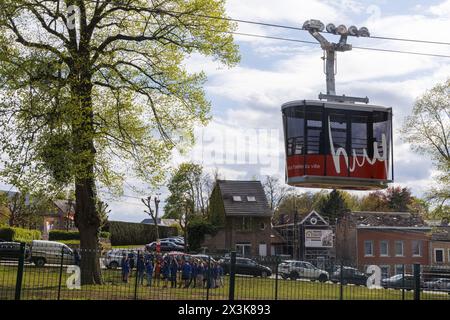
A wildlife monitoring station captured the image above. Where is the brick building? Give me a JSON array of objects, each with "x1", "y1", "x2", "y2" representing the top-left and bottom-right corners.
[
  {"x1": 336, "y1": 211, "x2": 431, "y2": 277},
  {"x1": 357, "y1": 226, "x2": 431, "y2": 278},
  {"x1": 202, "y1": 180, "x2": 273, "y2": 257}
]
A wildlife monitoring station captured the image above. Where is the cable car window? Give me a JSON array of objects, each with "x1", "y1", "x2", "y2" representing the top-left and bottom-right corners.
[
  {"x1": 306, "y1": 110, "x2": 323, "y2": 154},
  {"x1": 329, "y1": 112, "x2": 347, "y2": 152},
  {"x1": 284, "y1": 107, "x2": 304, "y2": 156},
  {"x1": 373, "y1": 111, "x2": 390, "y2": 158},
  {"x1": 351, "y1": 114, "x2": 369, "y2": 156}
]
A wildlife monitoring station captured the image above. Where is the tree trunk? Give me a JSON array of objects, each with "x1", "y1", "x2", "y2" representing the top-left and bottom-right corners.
[
  {"x1": 154, "y1": 221, "x2": 159, "y2": 240},
  {"x1": 71, "y1": 65, "x2": 102, "y2": 285},
  {"x1": 75, "y1": 177, "x2": 103, "y2": 285}
]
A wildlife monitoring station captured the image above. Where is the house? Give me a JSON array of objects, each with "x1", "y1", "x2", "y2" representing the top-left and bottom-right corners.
[
  {"x1": 336, "y1": 211, "x2": 431, "y2": 277},
  {"x1": 202, "y1": 180, "x2": 273, "y2": 257},
  {"x1": 430, "y1": 223, "x2": 450, "y2": 266},
  {"x1": 41, "y1": 199, "x2": 76, "y2": 238},
  {"x1": 273, "y1": 210, "x2": 335, "y2": 269}
]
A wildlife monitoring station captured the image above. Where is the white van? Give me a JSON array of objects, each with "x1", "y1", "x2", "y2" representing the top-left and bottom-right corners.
[{"x1": 30, "y1": 240, "x2": 74, "y2": 267}]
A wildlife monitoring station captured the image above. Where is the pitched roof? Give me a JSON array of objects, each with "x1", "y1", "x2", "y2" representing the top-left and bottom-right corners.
[
  {"x1": 216, "y1": 180, "x2": 272, "y2": 217},
  {"x1": 348, "y1": 211, "x2": 426, "y2": 227}
]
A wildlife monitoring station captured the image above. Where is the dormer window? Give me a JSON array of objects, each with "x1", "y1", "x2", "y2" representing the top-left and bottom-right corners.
[
  {"x1": 247, "y1": 196, "x2": 256, "y2": 202},
  {"x1": 233, "y1": 196, "x2": 242, "y2": 202}
]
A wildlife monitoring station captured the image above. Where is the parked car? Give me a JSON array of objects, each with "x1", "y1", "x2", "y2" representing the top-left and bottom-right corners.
[
  {"x1": 278, "y1": 260, "x2": 329, "y2": 282},
  {"x1": 330, "y1": 267, "x2": 368, "y2": 286},
  {"x1": 381, "y1": 274, "x2": 423, "y2": 290},
  {"x1": 0, "y1": 242, "x2": 31, "y2": 261},
  {"x1": 220, "y1": 257, "x2": 272, "y2": 277},
  {"x1": 146, "y1": 240, "x2": 184, "y2": 252},
  {"x1": 30, "y1": 240, "x2": 74, "y2": 267},
  {"x1": 424, "y1": 278, "x2": 450, "y2": 291},
  {"x1": 191, "y1": 254, "x2": 217, "y2": 264},
  {"x1": 160, "y1": 237, "x2": 185, "y2": 246},
  {"x1": 103, "y1": 249, "x2": 140, "y2": 269}
]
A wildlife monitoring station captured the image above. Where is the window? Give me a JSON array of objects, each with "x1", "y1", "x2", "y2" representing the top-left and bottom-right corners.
[
  {"x1": 435, "y1": 249, "x2": 444, "y2": 263},
  {"x1": 395, "y1": 264, "x2": 405, "y2": 275},
  {"x1": 395, "y1": 241, "x2": 404, "y2": 257},
  {"x1": 380, "y1": 240, "x2": 389, "y2": 257},
  {"x1": 238, "y1": 217, "x2": 252, "y2": 231},
  {"x1": 247, "y1": 196, "x2": 256, "y2": 202},
  {"x1": 306, "y1": 110, "x2": 323, "y2": 154},
  {"x1": 233, "y1": 196, "x2": 242, "y2": 202},
  {"x1": 284, "y1": 107, "x2": 304, "y2": 156},
  {"x1": 351, "y1": 114, "x2": 369, "y2": 156},
  {"x1": 364, "y1": 240, "x2": 374, "y2": 257},
  {"x1": 330, "y1": 112, "x2": 348, "y2": 152},
  {"x1": 236, "y1": 243, "x2": 251, "y2": 257},
  {"x1": 373, "y1": 111, "x2": 391, "y2": 159},
  {"x1": 412, "y1": 240, "x2": 422, "y2": 257}
]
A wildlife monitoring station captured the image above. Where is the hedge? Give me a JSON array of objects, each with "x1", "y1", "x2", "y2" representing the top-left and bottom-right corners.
[
  {"x1": 49, "y1": 230, "x2": 79, "y2": 240},
  {"x1": 49, "y1": 230, "x2": 111, "y2": 240},
  {"x1": 0, "y1": 226, "x2": 41, "y2": 242},
  {"x1": 105, "y1": 221, "x2": 177, "y2": 246}
]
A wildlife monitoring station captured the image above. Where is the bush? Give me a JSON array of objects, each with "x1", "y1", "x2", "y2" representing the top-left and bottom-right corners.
[
  {"x1": 0, "y1": 226, "x2": 41, "y2": 242},
  {"x1": 105, "y1": 221, "x2": 177, "y2": 246},
  {"x1": 100, "y1": 231, "x2": 110, "y2": 239},
  {"x1": 187, "y1": 219, "x2": 218, "y2": 252},
  {"x1": 49, "y1": 230, "x2": 80, "y2": 241}
]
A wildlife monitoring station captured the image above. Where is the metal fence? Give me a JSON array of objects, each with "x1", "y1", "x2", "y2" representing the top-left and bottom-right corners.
[{"x1": 1, "y1": 243, "x2": 449, "y2": 300}]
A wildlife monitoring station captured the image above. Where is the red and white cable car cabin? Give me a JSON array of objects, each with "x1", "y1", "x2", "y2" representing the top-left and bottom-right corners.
[{"x1": 282, "y1": 100, "x2": 393, "y2": 190}]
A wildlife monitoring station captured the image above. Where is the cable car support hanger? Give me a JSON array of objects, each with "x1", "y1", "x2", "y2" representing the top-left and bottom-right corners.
[{"x1": 302, "y1": 20, "x2": 370, "y2": 104}]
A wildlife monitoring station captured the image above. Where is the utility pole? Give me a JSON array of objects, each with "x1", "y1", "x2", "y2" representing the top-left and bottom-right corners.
[{"x1": 302, "y1": 20, "x2": 370, "y2": 104}]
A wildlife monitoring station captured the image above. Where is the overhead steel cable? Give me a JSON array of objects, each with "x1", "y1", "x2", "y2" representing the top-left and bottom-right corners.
[{"x1": 79, "y1": 2, "x2": 450, "y2": 46}]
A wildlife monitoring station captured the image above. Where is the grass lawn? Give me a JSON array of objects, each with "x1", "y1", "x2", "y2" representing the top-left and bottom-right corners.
[{"x1": 0, "y1": 265, "x2": 449, "y2": 300}]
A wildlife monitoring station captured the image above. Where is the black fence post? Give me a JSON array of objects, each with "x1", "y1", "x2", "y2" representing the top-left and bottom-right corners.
[
  {"x1": 14, "y1": 242, "x2": 26, "y2": 300},
  {"x1": 134, "y1": 251, "x2": 140, "y2": 300},
  {"x1": 401, "y1": 264, "x2": 405, "y2": 301},
  {"x1": 57, "y1": 246, "x2": 64, "y2": 300},
  {"x1": 413, "y1": 263, "x2": 421, "y2": 301},
  {"x1": 339, "y1": 261, "x2": 344, "y2": 300},
  {"x1": 229, "y1": 251, "x2": 236, "y2": 301},
  {"x1": 206, "y1": 256, "x2": 210, "y2": 301},
  {"x1": 274, "y1": 256, "x2": 279, "y2": 300}
]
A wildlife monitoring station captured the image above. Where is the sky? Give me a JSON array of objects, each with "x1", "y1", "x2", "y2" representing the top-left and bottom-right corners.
[{"x1": 1, "y1": 0, "x2": 450, "y2": 222}]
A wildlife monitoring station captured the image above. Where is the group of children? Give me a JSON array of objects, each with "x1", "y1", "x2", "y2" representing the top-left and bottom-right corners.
[{"x1": 120, "y1": 253, "x2": 224, "y2": 289}]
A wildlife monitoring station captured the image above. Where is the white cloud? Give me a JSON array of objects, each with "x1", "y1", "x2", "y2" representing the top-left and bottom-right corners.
[{"x1": 429, "y1": 0, "x2": 450, "y2": 17}]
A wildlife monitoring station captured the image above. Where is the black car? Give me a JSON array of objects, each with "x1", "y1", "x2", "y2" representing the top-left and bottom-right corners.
[
  {"x1": 381, "y1": 274, "x2": 422, "y2": 290},
  {"x1": 330, "y1": 267, "x2": 368, "y2": 286},
  {"x1": 146, "y1": 240, "x2": 184, "y2": 252},
  {"x1": 0, "y1": 242, "x2": 31, "y2": 261},
  {"x1": 220, "y1": 257, "x2": 272, "y2": 277}
]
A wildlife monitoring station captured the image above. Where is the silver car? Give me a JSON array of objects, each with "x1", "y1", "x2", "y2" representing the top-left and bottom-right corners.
[
  {"x1": 30, "y1": 240, "x2": 74, "y2": 267},
  {"x1": 103, "y1": 249, "x2": 140, "y2": 269},
  {"x1": 278, "y1": 260, "x2": 329, "y2": 282}
]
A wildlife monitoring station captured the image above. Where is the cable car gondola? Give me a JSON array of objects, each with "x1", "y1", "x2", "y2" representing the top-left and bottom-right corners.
[
  {"x1": 282, "y1": 100, "x2": 393, "y2": 190},
  {"x1": 282, "y1": 20, "x2": 394, "y2": 190}
]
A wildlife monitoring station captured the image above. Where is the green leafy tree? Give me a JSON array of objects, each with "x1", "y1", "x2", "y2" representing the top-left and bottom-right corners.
[
  {"x1": 0, "y1": 1, "x2": 239, "y2": 284},
  {"x1": 273, "y1": 191, "x2": 327, "y2": 225},
  {"x1": 383, "y1": 186, "x2": 413, "y2": 212},
  {"x1": 359, "y1": 191, "x2": 389, "y2": 212},
  {"x1": 164, "y1": 162, "x2": 211, "y2": 249},
  {"x1": 317, "y1": 189, "x2": 349, "y2": 223},
  {"x1": 401, "y1": 79, "x2": 450, "y2": 210}
]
